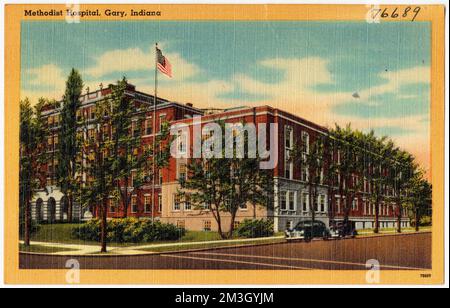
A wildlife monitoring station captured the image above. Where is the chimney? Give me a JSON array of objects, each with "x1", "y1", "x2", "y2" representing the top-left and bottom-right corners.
[{"x1": 186, "y1": 103, "x2": 193, "y2": 107}]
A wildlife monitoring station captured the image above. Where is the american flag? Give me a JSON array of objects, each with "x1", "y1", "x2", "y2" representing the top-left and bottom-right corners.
[{"x1": 156, "y1": 47, "x2": 172, "y2": 78}]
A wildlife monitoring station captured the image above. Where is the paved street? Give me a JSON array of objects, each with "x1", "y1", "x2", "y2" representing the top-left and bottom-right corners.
[{"x1": 20, "y1": 232, "x2": 431, "y2": 270}]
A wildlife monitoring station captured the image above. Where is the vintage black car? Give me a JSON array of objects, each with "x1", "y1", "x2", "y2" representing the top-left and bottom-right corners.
[
  {"x1": 329, "y1": 221, "x2": 358, "y2": 239},
  {"x1": 285, "y1": 220, "x2": 331, "y2": 242}
]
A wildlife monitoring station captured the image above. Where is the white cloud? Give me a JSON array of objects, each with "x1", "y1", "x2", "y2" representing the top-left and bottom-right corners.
[
  {"x1": 85, "y1": 45, "x2": 200, "y2": 81},
  {"x1": 21, "y1": 64, "x2": 67, "y2": 102},
  {"x1": 358, "y1": 66, "x2": 430, "y2": 102},
  {"x1": 231, "y1": 58, "x2": 430, "y2": 171}
]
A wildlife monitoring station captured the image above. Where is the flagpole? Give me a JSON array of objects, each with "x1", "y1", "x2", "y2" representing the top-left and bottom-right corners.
[{"x1": 152, "y1": 42, "x2": 158, "y2": 223}]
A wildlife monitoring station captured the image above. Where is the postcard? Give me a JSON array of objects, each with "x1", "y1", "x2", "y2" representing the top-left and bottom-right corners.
[{"x1": 3, "y1": 2, "x2": 446, "y2": 286}]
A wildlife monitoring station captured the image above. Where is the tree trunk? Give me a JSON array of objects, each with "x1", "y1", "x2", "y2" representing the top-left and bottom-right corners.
[
  {"x1": 121, "y1": 181, "x2": 129, "y2": 218},
  {"x1": 374, "y1": 199, "x2": 380, "y2": 234},
  {"x1": 396, "y1": 203, "x2": 402, "y2": 233},
  {"x1": 24, "y1": 195, "x2": 31, "y2": 247},
  {"x1": 214, "y1": 210, "x2": 226, "y2": 239},
  {"x1": 217, "y1": 222, "x2": 226, "y2": 239},
  {"x1": 100, "y1": 198, "x2": 108, "y2": 253},
  {"x1": 397, "y1": 213, "x2": 402, "y2": 233},
  {"x1": 227, "y1": 211, "x2": 238, "y2": 239},
  {"x1": 415, "y1": 209, "x2": 419, "y2": 232},
  {"x1": 67, "y1": 194, "x2": 73, "y2": 222}
]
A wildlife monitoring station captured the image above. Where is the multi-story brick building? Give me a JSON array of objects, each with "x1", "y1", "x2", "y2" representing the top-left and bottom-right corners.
[{"x1": 31, "y1": 83, "x2": 410, "y2": 231}]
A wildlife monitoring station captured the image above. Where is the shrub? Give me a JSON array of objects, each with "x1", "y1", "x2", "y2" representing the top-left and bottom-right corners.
[
  {"x1": 420, "y1": 216, "x2": 432, "y2": 226},
  {"x1": 235, "y1": 219, "x2": 274, "y2": 238},
  {"x1": 73, "y1": 218, "x2": 185, "y2": 243}
]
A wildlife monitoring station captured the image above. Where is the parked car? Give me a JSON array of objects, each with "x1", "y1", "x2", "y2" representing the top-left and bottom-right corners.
[
  {"x1": 285, "y1": 220, "x2": 331, "y2": 242},
  {"x1": 329, "y1": 221, "x2": 358, "y2": 239}
]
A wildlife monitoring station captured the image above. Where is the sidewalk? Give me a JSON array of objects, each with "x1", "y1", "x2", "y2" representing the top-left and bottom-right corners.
[{"x1": 19, "y1": 235, "x2": 285, "y2": 256}]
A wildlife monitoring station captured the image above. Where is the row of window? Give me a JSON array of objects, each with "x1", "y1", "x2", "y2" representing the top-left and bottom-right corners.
[
  {"x1": 334, "y1": 197, "x2": 404, "y2": 216},
  {"x1": 279, "y1": 191, "x2": 328, "y2": 213},
  {"x1": 176, "y1": 220, "x2": 241, "y2": 232},
  {"x1": 172, "y1": 194, "x2": 248, "y2": 212},
  {"x1": 108, "y1": 194, "x2": 162, "y2": 214}
]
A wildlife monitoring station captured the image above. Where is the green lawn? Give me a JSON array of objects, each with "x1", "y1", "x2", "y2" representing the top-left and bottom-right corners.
[
  {"x1": 22, "y1": 223, "x2": 280, "y2": 247},
  {"x1": 19, "y1": 243, "x2": 76, "y2": 253},
  {"x1": 23, "y1": 223, "x2": 136, "y2": 247},
  {"x1": 358, "y1": 227, "x2": 431, "y2": 234}
]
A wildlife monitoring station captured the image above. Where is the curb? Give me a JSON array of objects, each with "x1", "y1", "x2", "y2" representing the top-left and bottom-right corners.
[{"x1": 19, "y1": 231, "x2": 431, "y2": 257}]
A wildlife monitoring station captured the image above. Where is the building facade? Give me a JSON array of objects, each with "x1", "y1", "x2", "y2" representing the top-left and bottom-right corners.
[{"x1": 32, "y1": 83, "x2": 410, "y2": 231}]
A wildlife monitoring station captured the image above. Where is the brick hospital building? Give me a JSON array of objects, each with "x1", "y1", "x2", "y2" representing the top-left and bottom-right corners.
[{"x1": 31, "y1": 83, "x2": 410, "y2": 232}]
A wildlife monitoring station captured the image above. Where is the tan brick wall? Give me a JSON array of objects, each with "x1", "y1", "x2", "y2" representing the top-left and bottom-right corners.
[{"x1": 161, "y1": 182, "x2": 269, "y2": 232}]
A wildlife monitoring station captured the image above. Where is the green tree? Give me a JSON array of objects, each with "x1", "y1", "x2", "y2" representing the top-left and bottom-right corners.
[
  {"x1": 389, "y1": 149, "x2": 416, "y2": 233},
  {"x1": 57, "y1": 69, "x2": 83, "y2": 222},
  {"x1": 290, "y1": 134, "x2": 327, "y2": 224},
  {"x1": 407, "y1": 171, "x2": 432, "y2": 231},
  {"x1": 179, "y1": 122, "x2": 274, "y2": 239},
  {"x1": 329, "y1": 125, "x2": 364, "y2": 230},
  {"x1": 79, "y1": 94, "x2": 115, "y2": 253},
  {"x1": 20, "y1": 98, "x2": 48, "y2": 246},
  {"x1": 109, "y1": 78, "x2": 170, "y2": 217}
]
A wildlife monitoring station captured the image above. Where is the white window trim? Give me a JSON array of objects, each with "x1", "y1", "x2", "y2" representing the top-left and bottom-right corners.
[
  {"x1": 143, "y1": 194, "x2": 152, "y2": 213},
  {"x1": 131, "y1": 196, "x2": 138, "y2": 213}
]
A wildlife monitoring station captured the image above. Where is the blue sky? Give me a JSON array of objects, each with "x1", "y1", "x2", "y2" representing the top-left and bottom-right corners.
[{"x1": 20, "y1": 21, "x2": 431, "y2": 169}]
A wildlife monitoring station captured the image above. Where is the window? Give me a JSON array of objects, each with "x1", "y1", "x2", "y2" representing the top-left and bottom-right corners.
[
  {"x1": 158, "y1": 194, "x2": 162, "y2": 213},
  {"x1": 336, "y1": 197, "x2": 341, "y2": 214},
  {"x1": 240, "y1": 202, "x2": 248, "y2": 210},
  {"x1": 54, "y1": 136, "x2": 59, "y2": 148},
  {"x1": 173, "y1": 194, "x2": 181, "y2": 211},
  {"x1": 302, "y1": 193, "x2": 309, "y2": 212},
  {"x1": 184, "y1": 195, "x2": 192, "y2": 211},
  {"x1": 301, "y1": 163, "x2": 309, "y2": 182},
  {"x1": 301, "y1": 131, "x2": 310, "y2": 154},
  {"x1": 145, "y1": 117, "x2": 153, "y2": 135},
  {"x1": 131, "y1": 196, "x2": 137, "y2": 213},
  {"x1": 88, "y1": 129, "x2": 95, "y2": 141},
  {"x1": 178, "y1": 130, "x2": 187, "y2": 154},
  {"x1": 132, "y1": 120, "x2": 140, "y2": 137},
  {"x1": 288, "y1": 191, "x2": 296, "y2": 211},
  {"x1": 280, "y1": 192, "x2": 287, "y2": 210},
  {"x1": 144, "y1": 195, "x2": 152, "y2": 213},
  {"x1": 76, "y1": 110, "x2": 82, "y2": 122},
  {"x1": 47, "y1": 137, "x2": 53, "y2": 152},
  {"x1": 159, "y1": 114, "x2": 166, "y2": 132},
  {"x1": 284, "y1": 126, "x2": 293, "y2": 179},
  {"x1": 159, "y1": 170, "x2": 163, "y2": 185},
  {"x1": 178, "y1": 163, "x2": 187, "y2": 182},
  {"x1": 352, "y1": 198, "x2": 358, "y2": 211},
  {"x1": 203, "y1": 201, "x2": 211, "y2": 211},
  {"x1": 203, "y1": 220, "x2": 212, "y2": 231},
  {"x1": 319, "y1": 195, "x2": 326, "y2": 213},
  {"x1": 131, "y1": 170, "x2": 137, "y2": 187},
  {"x1": 285, "y1": 126, "x2": 292, "y2": 149},
  {"x1": 109, "y1": 198, "x2": 117, "y2": 213}
]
